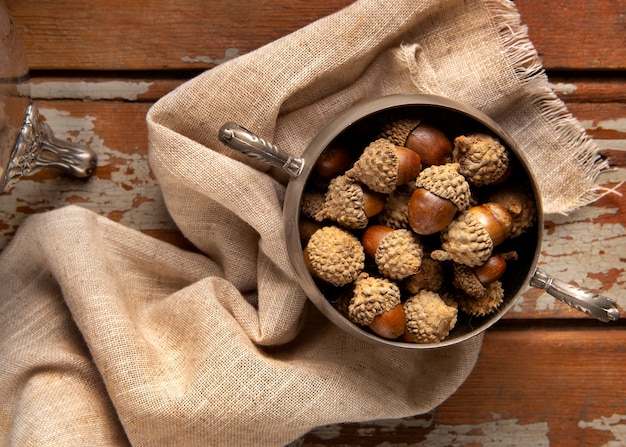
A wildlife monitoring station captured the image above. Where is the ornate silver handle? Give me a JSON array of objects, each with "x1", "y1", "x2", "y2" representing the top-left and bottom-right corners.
[
  {"x1": 530, "y1": 267, "x2": 620, "y2": 322},
  {"x1": 218, "y1": 122, "x2": 304, "y2": 177},
  {"x1": 2, "y1": 102, "x2": 97, "y2": 191}
]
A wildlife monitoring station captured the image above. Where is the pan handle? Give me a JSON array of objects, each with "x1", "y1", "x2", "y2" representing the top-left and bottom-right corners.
[
  {"x1": 529, "y1": 267, "x2": 620, "y2": 322},
  {"x1": 218, "y1": 122, "x2": 305, "y2": 177}
]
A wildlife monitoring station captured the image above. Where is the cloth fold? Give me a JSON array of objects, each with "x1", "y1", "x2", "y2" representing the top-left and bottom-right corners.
[{"x1": 0, "y1": 0, "x2": 608, "y2": 446}]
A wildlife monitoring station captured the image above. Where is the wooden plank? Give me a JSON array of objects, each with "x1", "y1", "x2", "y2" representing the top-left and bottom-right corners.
[
  {"x1": 516, "y1": 0, "x2": 626, "y2": 70},
  {"x1": 25, "y1": 76, "x2": 626, "y2": 105},
  {"x1": 6, "y1": 0, "x2": 352, "y2": 71},
  {"x1": 297, "y1": 326, "x2": 626, "y2": 447},
  {"x1": 6, "y1": 0, "x2": 625, "y2": 71}
]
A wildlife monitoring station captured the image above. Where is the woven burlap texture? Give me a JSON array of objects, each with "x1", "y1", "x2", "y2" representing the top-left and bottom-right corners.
[{"x1": 0, "y1": 0, "x2": 609, "y2": 446}]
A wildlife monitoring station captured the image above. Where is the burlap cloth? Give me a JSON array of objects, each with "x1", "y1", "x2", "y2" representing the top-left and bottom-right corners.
[{"x1": 0, "y1": 0, "x2": 610, "y2": 446}]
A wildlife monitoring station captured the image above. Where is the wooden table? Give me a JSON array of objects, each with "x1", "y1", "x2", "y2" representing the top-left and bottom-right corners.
[{"x1": 2, "y1": 1, "x2": 625, "y2": 446}]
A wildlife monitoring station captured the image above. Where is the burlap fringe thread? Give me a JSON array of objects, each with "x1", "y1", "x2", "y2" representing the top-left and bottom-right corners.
[{"x1": 487, "y1": 0, "x2": 619, "y2": 214}]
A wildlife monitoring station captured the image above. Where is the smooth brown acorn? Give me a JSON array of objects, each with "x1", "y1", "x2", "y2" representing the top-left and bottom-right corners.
[
  {"x1": 348, "y1": 273, "x2": 406, "y2": 339},
  {"x1": 405, "y1": 123, "x2": 453, "y2": 166},
  {"x1": 378, "y1": 118, "x2": 453, "y2": 167},
  {"x1": 361, "y1": 225, "x2": 423, "y2": 280},
  {"x1": 473, "y1": 252, "x2": 509, "y2": 286},
  {"x1": 407, "y1": 163, "x2": 471, "y2": 235},
  {"x1": 468, "y1": 202, "x2": 514, "y2": 246},
  {"x1": 314, "y1": 143, "x2": 353, "y2": 179},
  {"x1": 346, "y1": 139, "x2": 421, "y2": 194}
]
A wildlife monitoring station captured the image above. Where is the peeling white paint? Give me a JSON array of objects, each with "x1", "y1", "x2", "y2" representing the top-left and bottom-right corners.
[
  {"x1": 579, "y1": 414, "x2": 626, "y2": 446},
  {"x1": 581, "y1": 118, "x2": 626, "y2": 133},
  {"x1": 0, "y1": 108, "x2": 176, "y2": 250},
  {"x1": 376, "y1": 418, "x2": 550, "y2": 447},
  {"x1": 303, "y1": 416, "x2": 550, "y2": 447},
  {"x1": 538, "y1": 203, "x2": 626, "y2": 311},
  {"x1": 306, "y1": 423, "x2": 342, "y2": 440},
  {"x1": 181, "y1": 48, "x2": 240, "y2": 65},
  {"x1": 28, "y1": 80, "x2": 153, "y2": 101},
  {"x1": 549, "y1": 82, "x2": 578, "y2": 95}
]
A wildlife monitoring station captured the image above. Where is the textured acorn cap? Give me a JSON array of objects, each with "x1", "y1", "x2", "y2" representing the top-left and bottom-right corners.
[
  {"x1": 453, "y1": 133, "x2": 509, "y2": 186},
  {"x1": 376, "y1": 182, "x2": 416, "y2": 230},
  {"x1": 401, "y1": 257, "x2": 445, "y2": 294},
  {"x1": 414, "y1": 163, "x2": 471, "y2": 211},
  {"x1": 452, "y1": 263, "x2": 486, "y2": 298},
  {"x1": 378, "y1": 117, "x2": 421, "y2": 146},
  {"x1": 403, "y1": 290, "x2": 458, "y2": 343},
  {"x1": 375, "y1": 229, "x2": 423, "y2": 280},
  {"x1": 348, "y1": 273, "x2": 402, "y2": 326},
  {"x1": 431, "y1": 209, "x2": 494, "y2": 267},
  {"x1": 305, "y1": 225, "x2": 365, "y2": 286},
  {"x1": 300, "y1": 190, "x2": 326, "y2": 221},
  {"x1": 346, "y1": 138, "x2": 399, "y2": 194},
  {"x1": 314, "y1": 175, "x2": 369, "y2": 229},
  {"x1": 456, "y1": 280, "x2": 504, "y2": 316}
]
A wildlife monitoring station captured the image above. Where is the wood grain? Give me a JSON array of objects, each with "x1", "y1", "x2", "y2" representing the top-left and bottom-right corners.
[{"x1": 6, "y1": 0, "x2": 626, "y2": 71}]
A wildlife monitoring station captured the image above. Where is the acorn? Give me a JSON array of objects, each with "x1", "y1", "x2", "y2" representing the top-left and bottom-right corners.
[
  {"x1": 473, "y1": 251, "x2": 517, "y2": 286},
  {"x1": 407, "y1": 163, "x2": 471, "y2": 235},
  {"x1": 402, "y1": 290, "x2": 458, "y2": 343},
  {"x1": 452, "y1": 133, "x2": 509, "y2": 186},
  {"x1": 361, "y1": 225, "x2": 423, "y2": 280},
  {"x1": 468, "y1": 202, "x2": 514, "y2": 246},
  {"x1": 299, "y1": 217, "x2": 323, "y2": 245},
  {"x1": 379, "y1": 118, "x2": 453, "y2": 166},
  {"x1": 431, "y1": 202, "x2": 513, "y2": 267},
  {"x1": 345, "y1": 138, "x2": 421, "y2": 194},
  {"x1": 300, "y1": 190, "x2": 326, "y2": 221},
  {"x1": 455, "y1": 280, "x2": 505, "y2": 317},
  {"x1": 314, "y1": 142, "x2": 353, "y2": 179},
  {"x1": 314, "y1": 175, "x2": 386, "y2": 229},
  {"x1": 376, "y1": 182, "x2": 416, "y2": 230},
  {"x1": 401, "y1": 256, "x2": 446, "y2": 294},
  {"x1": 348, "y1": 273, "x2": 405, "y2": 339},
  {"x1": 304, "y1": 225, "x2": 365, "y2": 286},
  {"x1": 485, "y1": 181, "x2": 537, "y2": 238}
]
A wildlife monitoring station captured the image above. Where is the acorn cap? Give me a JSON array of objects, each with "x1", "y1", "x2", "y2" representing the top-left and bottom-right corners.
[
  {"x1": 305, "y1": 225, "x2": 365, "y2": 286},
  {"x1": 401, "y1": 257, "x2": 445, "y2": 294},
  {"x1": 315, "y1": 175, "x2": 369, "y2": 229},
  {"x1": 456, "y1": 280, "x2": 504, "y2": 316},
  {"x1": 431, "y1": 209, "x2": 494, "y2": 267},
  {"x1": 378, "y1": 117, "x2": 421, "y2": 146},
  {"x1": 415, "y1": 163, "x2": 471, "y2": 211},
  {"x1": 403, "y1": 290, "x2": 458, "y2": 343},
  {"x1": 453, "y1": 133, "x2": 509, "y2": 186},
  {"x1": 452, "y1": 263, "x2": 486, "y2": 298},
  {"x1": 345, "y1": 138, "x2": 399, "y2": 194},
  {"x1": 486, "y1": 182, "x2": 537, "y2": 238},
  {"x1": 300, "y1": 190, "x2": 326, "y2": 221},
  {"x1": 375, "y1": 229, "x2": 423, "y2": 280},
  {"x1": 376, "y1": 182, "x2": 416, "y2": 230},
  {"x1": 348, "y1": 273, "x2": 401, "y2": 326}
]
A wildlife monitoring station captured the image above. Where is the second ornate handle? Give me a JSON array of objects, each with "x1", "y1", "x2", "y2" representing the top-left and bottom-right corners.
[
  {"x1": 218, "y1": 122, "x2": 305, "y2": 178},
  {"x1": 530, "y1": 267, "x2": 620, "y2": 322}
]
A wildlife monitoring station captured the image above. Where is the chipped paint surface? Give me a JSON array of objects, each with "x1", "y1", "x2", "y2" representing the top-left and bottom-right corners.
[
  {"x1": 302, "y1": 414, "x2": 550, "y2": 446},
  {"x1": 579, "y1": 414, "x2": 626, "y2": 446},
  {"x1": 581, "y1": 118, "x2": 626, "y2": 133},
  {"x1": 549, "y1": 82, "x2": 578, "y2": 95},
  {"x1": 181, "y1": 48, "x2": 240, "y2": 65},
  {"x1": 533, "y1": 195, "x2": 626, "y2": 312},
  {"x1": 0, "y1": 108, "x2": 176, "y2": 250},
  {"x1": 28, "y1": 80, "x2": 153, "y2": 101}
]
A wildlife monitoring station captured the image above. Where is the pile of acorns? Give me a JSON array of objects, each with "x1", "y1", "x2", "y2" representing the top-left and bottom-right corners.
[{"x1": 300, "y1": 116, "x2": 537, "y2": 343}]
